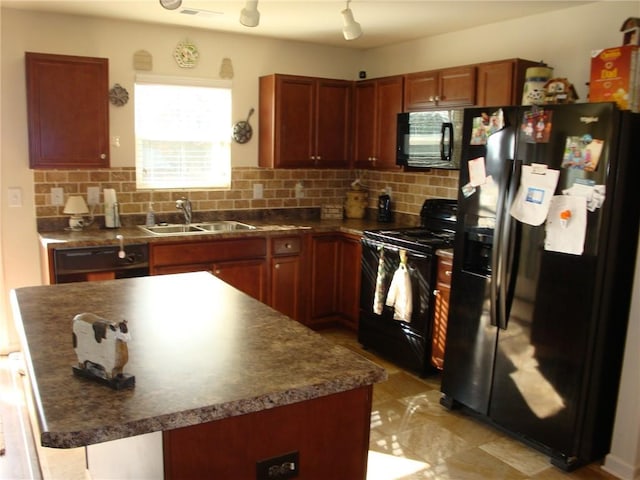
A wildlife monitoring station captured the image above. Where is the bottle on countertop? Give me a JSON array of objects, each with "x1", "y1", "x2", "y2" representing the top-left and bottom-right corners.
[{"x1": 145, "y1": 202, "x2": 155, "y2": 227}]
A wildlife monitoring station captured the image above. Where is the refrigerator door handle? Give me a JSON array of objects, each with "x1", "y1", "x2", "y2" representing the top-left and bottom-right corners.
[
  {"x1": 441, "y1": 122, "x2": 453, "y2": 161},
  {"x1": 490, "y1": 157, "x2": 515, "y2": 329}
]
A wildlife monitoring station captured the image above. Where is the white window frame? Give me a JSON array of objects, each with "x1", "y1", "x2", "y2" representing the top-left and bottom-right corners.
[{"x1": 134, "y1": 74, "x2": 232, "y2": 190}]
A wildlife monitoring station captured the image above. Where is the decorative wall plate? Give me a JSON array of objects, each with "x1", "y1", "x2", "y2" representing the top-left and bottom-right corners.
[
  {"x1": 109, "y1": 84, "x2": 129, "y2": 106},
  {"x1": 174, "y1": 40, "x2": 199, "y2": 68}
]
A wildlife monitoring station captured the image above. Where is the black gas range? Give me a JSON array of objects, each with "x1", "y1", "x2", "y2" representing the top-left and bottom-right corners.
[
  {"x1": 363, "y1": 199, "x2": 457, "y2": 253},
  {"x1": 358, "y1": 199, "x2": 457, "y2": 376}
]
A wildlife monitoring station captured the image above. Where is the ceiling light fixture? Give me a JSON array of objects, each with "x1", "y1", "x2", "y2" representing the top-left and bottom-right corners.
[
  {"x1": 159, "y1": 0, "x2": 182, "y2": 11},
  {"x1": 342, "y1": 0, "x2": 362, "y2": 41},
  {"x1": 240, "y1": 0, "x2": 260, "y2": 28}
]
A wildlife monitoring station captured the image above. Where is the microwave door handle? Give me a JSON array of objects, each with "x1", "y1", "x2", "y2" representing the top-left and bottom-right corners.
[{"x1": 441, "y1": 122, "x2": 453, "y2": 161}]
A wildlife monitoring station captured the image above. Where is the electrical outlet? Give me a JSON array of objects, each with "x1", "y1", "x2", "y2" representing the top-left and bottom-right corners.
[
  {"x1": 253, "y1": 183, "x2": 264, "y2": 199},
  {"x1": 256, "y1": 451, "x2": 299, "y2": 479},
  {"x1": 51, "y1": 187, "x2": 64, "y2": 206},
  {"x1": 87, "y1": 187, "x2": 100, "y2": 206}
]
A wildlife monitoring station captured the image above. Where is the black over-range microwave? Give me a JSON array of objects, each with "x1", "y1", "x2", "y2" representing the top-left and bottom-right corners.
[{"x1": 396, "y1": 109, "x2": 463, "y2": 170}]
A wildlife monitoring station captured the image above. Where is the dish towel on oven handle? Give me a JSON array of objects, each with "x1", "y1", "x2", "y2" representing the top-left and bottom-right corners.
[
  {"x1": 386, "y1": 251, "x2": 412, "y2": 322},
  {"x1": 373, "y1": 247, "x2": 386, "y2": 315}
]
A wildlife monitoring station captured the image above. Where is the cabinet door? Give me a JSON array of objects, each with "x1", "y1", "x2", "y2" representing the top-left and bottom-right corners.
[
  {"x1": 26, "y1": 52, "x2": 109, "y2": 169},
  {"x1": 404, "y1": 67, "x2": 475, "y2": 110},
  {"x1": 404, "y1": 71, "x2": 439, "y2": 111},
  {"x1": 438, "y1": 66, "x2": 476, "y2": 107},
  {"x1": 374, "y1": 76, "x2": 404, "y2": 169},
  {"x1": 307, "y1": 234, "x2": 341, "y2": 325},
  {"x1": 271, "y1": 256, "x2": 302, "y2": 320},
  {"x1": 476, "y1": 61, "x2": 515, "y2": 106},
  {"x1": 152, "y1": 263, "x2": 213, "y2": 275},
  {"x1": 270, "y1": 236, "x2": 303, "y2": 321},
  {"x1": 476, "y1": 59, "x2": 540, "y2": 106},
  {"x1": 354, "y1": 76, "x2": 403, "y2": 170},
  {"x1": 337, "y1": 235, "x2": 362, "y2": 330},
  {"x1": 315, "y1": 79, "x2": 352, "y2": 168},
  {"x1": 352, "y1": 80, "x2": 377, "y2": 169},
  {"x1": 213, "y1": 259, "x2": 267, "y2": 302},
  {"x1": 432, "y1": 253, "x2": 453, "y2": 370},
  {"x1": 275, "y1": 76, "x2": 315, "y2": 167}
]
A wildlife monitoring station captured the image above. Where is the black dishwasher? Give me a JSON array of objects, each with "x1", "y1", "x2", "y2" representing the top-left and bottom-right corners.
[{"x1": 54, "y1": 244, "x2": 149, "y2": 283}]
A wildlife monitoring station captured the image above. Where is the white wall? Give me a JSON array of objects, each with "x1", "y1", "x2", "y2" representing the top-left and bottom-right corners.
[{"x1": 362, "y1": 1, "x2": 637, "y2": 102}]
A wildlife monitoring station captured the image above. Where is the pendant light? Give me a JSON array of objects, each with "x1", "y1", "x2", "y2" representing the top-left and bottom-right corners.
[
  {"x1": 342, "y1": 0, "x2": 362, "y2": 41},
  {"x1": 240, "y1": 0, "x2": 260, "y2": 27},
  {"x1": 159, "y1": 0, "x2": 182, "y2": 10}
]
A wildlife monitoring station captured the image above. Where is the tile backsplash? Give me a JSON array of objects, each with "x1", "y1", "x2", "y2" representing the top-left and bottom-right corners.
[{"x1": 34, "y1": 167, "x2": 458, "y2": 229}]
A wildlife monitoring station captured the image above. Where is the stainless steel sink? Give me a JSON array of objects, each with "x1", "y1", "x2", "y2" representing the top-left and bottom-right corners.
[
  {"x1": 193, "y1": 221, "x2": 256, "y2": 232},
  {"x1": 140, "y1": 224, "x2": 205, "y2": 235},
  {"x1": 139, "y1": 221, "x2": 256, "y2": 236}
]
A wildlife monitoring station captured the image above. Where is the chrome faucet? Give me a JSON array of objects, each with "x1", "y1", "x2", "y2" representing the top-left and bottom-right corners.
[{"x1": 176, "y1": 197, "x2": 192, "y2": 225}]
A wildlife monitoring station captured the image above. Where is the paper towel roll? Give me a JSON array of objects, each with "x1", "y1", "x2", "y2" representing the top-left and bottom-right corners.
[
  {"x1": 104, "y1": 189, "x2": 118, "y2": 228},
  {"x1": 103, "y1": 188, "x2": 117, "y2": 205}
]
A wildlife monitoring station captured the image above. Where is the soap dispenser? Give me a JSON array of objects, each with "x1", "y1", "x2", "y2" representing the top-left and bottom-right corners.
[{"x1": 145, "y1": 202, "x2": 156, "y2": 227}]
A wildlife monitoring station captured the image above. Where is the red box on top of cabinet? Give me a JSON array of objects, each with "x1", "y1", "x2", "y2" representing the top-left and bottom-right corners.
[{"x1": 590, "y1": 45, "x2": 639, "y2": 112}]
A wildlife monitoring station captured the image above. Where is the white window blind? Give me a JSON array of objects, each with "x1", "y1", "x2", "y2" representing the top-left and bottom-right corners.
[{"x1": 135, "y1": 74, "x2": 232, "y2": 190}]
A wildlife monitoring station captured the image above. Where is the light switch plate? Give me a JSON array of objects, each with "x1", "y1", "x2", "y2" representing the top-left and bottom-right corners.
[
  {"x1": 253, "y1": 183, "x2": 264, "y2": 199},
  {"x1": 51, "y1": 187, "x2": 64, "y2": 206},
  {"x1": 8, "y1": 187, "x2": 22, "y2": 207},
  {"x1": 87, "y1": 186, "x2": 100, "y2": 206}
]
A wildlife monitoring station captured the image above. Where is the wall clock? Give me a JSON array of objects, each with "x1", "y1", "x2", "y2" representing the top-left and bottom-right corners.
[
  {"x1": 174, "y1": 40, "x2": 199, "y2": 68},
  {"x1": 109, "y1": 84, "x2": 129, "y2": 106}
]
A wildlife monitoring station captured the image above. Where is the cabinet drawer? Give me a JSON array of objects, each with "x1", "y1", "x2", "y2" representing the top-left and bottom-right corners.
[
  {"x1": 437, "y1": 261, "x2": 453, "y2": 285},
  {"x1": 436, "y1": 252, "x2": 453, "y2": 286},
  {"x1": 151, "y1": 237, "x2": 267, "y2": 267},
  {"x1": 272, "y1": 236, "x2": 301, "y2": 256}
]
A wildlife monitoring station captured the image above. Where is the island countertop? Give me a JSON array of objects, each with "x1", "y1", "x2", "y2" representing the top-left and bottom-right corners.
[{"x1": 11, "y1": 271, "x2": 387, "y2": 449}]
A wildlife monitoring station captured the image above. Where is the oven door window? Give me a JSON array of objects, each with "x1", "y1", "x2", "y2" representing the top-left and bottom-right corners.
[{"x1": 361, "y1": 242, "x2": 434, "y2": 335}]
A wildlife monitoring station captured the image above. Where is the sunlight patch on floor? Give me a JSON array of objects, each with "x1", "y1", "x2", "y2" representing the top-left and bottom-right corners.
[{"x1": 367, "y1": 450, "x2": 429, "y2": 480}]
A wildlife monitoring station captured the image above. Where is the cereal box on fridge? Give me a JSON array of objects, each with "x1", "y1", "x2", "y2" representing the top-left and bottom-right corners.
[{"x1": 589, "y1": 45, "x2": 639, "y2": 112}]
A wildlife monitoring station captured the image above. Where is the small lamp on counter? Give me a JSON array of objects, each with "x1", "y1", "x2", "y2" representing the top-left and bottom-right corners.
[{"x1": 63, "y1": 195, "x2": 89, "y2": 230}]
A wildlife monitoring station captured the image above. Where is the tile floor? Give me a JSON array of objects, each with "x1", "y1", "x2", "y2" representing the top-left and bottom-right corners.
[
  {"x1": 321, "y1": 327, "x2": 619, "y2": 480},
  {"x1": 0, "y1": 327, "x2": 621, "y2": 480}
]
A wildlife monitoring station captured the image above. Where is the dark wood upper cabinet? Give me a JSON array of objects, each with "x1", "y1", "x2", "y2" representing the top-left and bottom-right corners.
[
  {"x1": 353, "y1": 75, "x2": 403, "y2": 170},
  {"x1": 404, "y1": 66, "x2": 476, "y2": 110},
  {"x1": 259, "y1": 74, "x2": 351, "y2": 168},
  {"x1": 476, "y1": 58, "x2": 541, "y2": 107},
  {"x1": 26, "y1": 52, "x2": 110, "y2": 169}
]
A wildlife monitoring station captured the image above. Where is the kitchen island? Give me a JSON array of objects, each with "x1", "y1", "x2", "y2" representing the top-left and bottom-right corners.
[{"x1": 11, "y1": 271, "x2": 387, "y2": 479}]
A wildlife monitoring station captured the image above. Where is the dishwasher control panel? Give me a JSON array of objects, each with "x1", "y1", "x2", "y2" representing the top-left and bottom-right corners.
[{"x1": 54, "y1": 244, "x2": 149, "y2": 283}]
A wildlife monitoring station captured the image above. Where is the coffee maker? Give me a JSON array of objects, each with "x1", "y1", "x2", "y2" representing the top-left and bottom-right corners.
[{"x1": 377, "y1": 194, "x2": 393, "y2": 222}]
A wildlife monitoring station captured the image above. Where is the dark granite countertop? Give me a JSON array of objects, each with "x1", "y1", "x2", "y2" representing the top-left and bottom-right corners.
[
  {"x1": 38, "y1": 218, "x2": 414, "y2": 249},
  {"x1": 11, "y1": 272, "x2": 387, "y2": 448}
]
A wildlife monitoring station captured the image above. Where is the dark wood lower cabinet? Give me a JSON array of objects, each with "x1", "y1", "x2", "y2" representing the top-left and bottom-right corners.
[
  {"x1": 338, "y1": 234, "x2": 362, "y2": 330},
  {"x1": 307, "y1": 234, "x2": 341, "y2": 325},
  {"x1": 270, "y1": 235, "x2": 304, "y2": 320},
  {"x1": 163, "y1": 386, "x2": 373, "y2": 480},
  {"x1": 431, "y1": 249, "x2": 453, "y2": 370},
  {"x1": 306, "y1": 233, "x2": 361, "y2": 329}
]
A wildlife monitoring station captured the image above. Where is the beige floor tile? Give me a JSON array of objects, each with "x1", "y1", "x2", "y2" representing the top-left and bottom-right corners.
[
  {"x1": 528, "y1": 461, "x2": 620, "y2": 480},
  {"x1": 434, "y1": 446, "x2": 530, "y2": 480},
  {"x1": 480, "y1": 436, "x2": 550, "y2": 476}
]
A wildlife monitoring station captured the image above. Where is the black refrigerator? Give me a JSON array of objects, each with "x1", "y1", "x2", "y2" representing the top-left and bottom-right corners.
[{"x1": 440, "y1": 102, "x2": 640, "y2": 471}]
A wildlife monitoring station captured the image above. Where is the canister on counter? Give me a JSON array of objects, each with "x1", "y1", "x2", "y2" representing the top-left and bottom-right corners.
[
  {"x1": 522, "y1": 66, "x2": 554, "y2": 105},
  {"x1": 344, "y1": 189, "x2": 368, "y2": 219}
]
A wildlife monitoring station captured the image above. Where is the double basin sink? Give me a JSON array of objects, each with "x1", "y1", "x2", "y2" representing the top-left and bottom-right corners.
[{"x1": 139, "y1": 221, "x2": 256, "y2": 236}]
